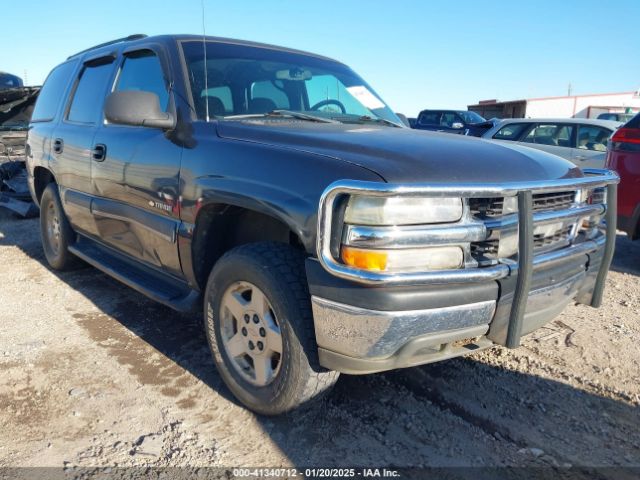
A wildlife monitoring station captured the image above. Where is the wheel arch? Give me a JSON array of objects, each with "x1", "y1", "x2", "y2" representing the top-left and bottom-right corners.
[
  {"x1": 189, "y1": 201, "x2": 308, "y2": 291},
  {"x1": 32, "y1": 166, "x2": 57, "y2": 204}
]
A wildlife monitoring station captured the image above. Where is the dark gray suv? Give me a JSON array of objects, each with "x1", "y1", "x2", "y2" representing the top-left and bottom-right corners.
[{"x1": 27, "y1": 34, "x2": 619, "y2": 414}]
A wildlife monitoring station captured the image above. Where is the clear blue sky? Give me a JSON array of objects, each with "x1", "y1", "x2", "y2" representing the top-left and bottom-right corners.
[{"x1": 4, "y1": 0, "x2": 639, "y2": 116}]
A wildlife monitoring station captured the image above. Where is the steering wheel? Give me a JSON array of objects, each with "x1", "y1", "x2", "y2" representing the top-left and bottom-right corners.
[{"x1": 310, "y1": 99, "x2": 346, "y2": 114}]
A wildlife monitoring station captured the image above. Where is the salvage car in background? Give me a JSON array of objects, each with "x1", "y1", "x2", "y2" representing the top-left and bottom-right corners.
[
  {"x1": 482, "y1": 118, "x2": 622, "y2": 169},
  {"x1": 412, "y1": 109, "x2": 494, "y2": 136},
  {"x1": 606, "y1": 113, "x2": 640, "y2": 240},
  {"x1": 0, "y1": 79, "x2": 40, "y2": 217}
]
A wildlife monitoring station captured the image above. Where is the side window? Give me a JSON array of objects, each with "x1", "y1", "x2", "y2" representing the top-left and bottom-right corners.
[
  {"x1": 67, "y1": 60, "x2": 115, "y2": 124},
  {"x1": 555, "y1": 125, "x2": 574, "y2": 147},
  {"x1": 577, "y1": 125, "x2": 611, "y2": 151},
  {"x1": 441, "y1": 112, "x2": 459, "y2": 127},
  {"x1": 115, "y1": 51, "x2": 169, "y2": 110},
  {"x1": 31, "y1": 61, "x2": 77, "y2": 122},
  {"x1": 522, "y1": 123, "x2": 572, "y2": 146},
  {"x1": 418, "y1": 111, "x2": 440, "y2": 125},
  {"x1": 250, "y1": 80, "x2": 289, "y2": 110},
  {"x1": 493, "y1": 123, "x2": 530, "y2": 141}
]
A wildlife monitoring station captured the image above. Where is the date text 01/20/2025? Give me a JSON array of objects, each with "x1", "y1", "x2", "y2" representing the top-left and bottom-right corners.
[{"x1": 232, "y1": 468, "x2": 401, "y2": 477}]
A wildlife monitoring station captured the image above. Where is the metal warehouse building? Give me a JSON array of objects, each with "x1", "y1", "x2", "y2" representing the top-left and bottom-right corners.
[{"x1": 468, "y1": 90, "x2": 640, "y2": 119}]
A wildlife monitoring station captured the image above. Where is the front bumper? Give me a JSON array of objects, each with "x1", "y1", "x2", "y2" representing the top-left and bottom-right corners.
[
  {"x1": 310, "y1": 169, "x2": 618, "y2": 374},
  {"x1": 309, "y1": 240, "x2": 603, "y2": 374}
]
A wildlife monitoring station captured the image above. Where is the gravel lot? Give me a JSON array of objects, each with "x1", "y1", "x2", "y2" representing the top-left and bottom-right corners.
[{"x1": 0, "y1": 210, "x2": 638, "y2": 474}]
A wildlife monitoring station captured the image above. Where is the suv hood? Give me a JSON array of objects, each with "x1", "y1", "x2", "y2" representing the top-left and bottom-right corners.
[{"x1": 216, "y1": 121, "x2": 582, "y2": 184}]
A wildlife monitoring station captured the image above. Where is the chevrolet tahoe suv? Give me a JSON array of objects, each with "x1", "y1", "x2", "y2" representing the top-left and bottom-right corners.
[{"x1": 27, "y1": 34, "x2": 618, "y2": 415}]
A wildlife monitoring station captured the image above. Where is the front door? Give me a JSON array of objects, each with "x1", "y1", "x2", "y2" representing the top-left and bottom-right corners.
[{"x1": 90, "y1": 47, "x2": 183, "y2": 276}]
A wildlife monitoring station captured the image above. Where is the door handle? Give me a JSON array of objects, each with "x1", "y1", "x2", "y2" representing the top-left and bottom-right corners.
[
  {"x1": 92, "y1": 144, "x2": 107, "y2": 162},
  {"x1": 53, "y1": 138, "x2": 64, "y2": 154},
  {"x1": 574, "y1": 155, "x2": 587, "y2": 161}
]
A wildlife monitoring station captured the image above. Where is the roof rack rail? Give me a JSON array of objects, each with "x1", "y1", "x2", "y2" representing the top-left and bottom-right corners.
[{"x1": 67, "y1": 34, "x2": 148, "y2": 60}]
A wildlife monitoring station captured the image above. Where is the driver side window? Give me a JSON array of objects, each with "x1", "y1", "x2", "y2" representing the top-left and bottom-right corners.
[{"x1": 114, "y1": 50, "x2": 169, "y2": 111}]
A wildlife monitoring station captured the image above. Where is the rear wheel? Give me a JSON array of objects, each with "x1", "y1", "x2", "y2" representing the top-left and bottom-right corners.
[
  {"x1": 204, "y1": 242, "x2": 339, "y2": 415},
  {"x1": 39, "y1": 183, "x2": 80, "y2": 270}
]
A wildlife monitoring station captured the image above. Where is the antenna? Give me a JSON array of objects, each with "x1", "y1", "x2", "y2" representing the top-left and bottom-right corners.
[{"x1": 201, "y1": 0, "x2": 210, "y2": 121}]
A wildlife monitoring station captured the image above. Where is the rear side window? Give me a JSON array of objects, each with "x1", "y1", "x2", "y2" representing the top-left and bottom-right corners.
[
  {"x1": 577, "y1": 125, "x2": 611, "y2": 151},
  {"x1": 67, "y1": 60, "x2": 115, "y2": 124},
  {"x1": 418, "y1": 111, "x2": 440, "y2": 125},
  {"x1": 114, "y1": 50, "x2": 169, "y2": 110},
  {"x1": 493, "y1": 123, "x2": 529, "y2": 140},
  {"x1": 31, "y1": 61, "x2": 77, "y2": 122}
]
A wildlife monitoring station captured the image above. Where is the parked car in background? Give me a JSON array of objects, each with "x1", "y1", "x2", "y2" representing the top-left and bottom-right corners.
[
  {"x1": 412, "y1": 109, "x2": 494, "y2": 136},
  {"x1": 0, "y1": 72, "x2": 24, "y2": 90},
  {"x1": 482, "y1": 118, "x2": 622, "y2": 169},
  {"x1": 597, "y1": 112, "x2": 635, "y2": 123},
  {"x1": 605, "y1": 113, "x2": 640, "y2": 240}
]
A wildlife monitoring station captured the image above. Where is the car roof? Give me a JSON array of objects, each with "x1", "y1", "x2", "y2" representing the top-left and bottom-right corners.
[
  {"x1": 493, "y1": 118, "x2": 622, "y2": 128},
  {"x1": 68, "y1": 33, "x2": 343, "y2": 65}
]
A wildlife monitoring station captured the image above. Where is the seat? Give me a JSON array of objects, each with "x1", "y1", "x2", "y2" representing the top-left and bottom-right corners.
[
  {"x1": 204, "y1": 96, "x2": 225, "y2": 116},
  {"x1": 577, "y1": 132, "x2": 590, "y2": 149},
  {"x1": 248, "y1": 97, "x2": 277, "y2": 114}
]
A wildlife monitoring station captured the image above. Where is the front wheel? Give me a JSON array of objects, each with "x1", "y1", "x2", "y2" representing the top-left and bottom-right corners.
[{"x1": 204, "y1": 242, "x2": 339, "y2": 415}]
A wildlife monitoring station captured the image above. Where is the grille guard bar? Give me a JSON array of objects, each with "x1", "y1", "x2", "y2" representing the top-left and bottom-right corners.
[{"x1": 316, "y1": 168, "x2": 620, "y2": 347}]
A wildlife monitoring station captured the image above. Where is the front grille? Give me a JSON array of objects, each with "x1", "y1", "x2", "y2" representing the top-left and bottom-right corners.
[
  {"x1": 532, "y1": 191, "x2": 575, "y2": 212},
  {"x1": 470, "y1": 191, "x2": 576, "y2": 219},
  {"x1": 469, "y1": 197, "x2": 504, "y2": 218},
  {"x1": 471, "y1": 239, "x2": 499, "y2": 260},
  {"x1": 533, "y1": 225, "x2": 572, "y2": 250}
]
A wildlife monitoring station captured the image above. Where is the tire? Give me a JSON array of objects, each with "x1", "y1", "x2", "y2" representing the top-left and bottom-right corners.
[
  {"x1": 204, "y1": 242, "x2": 339, "y2": 415},
  {"x1": 39, "y1": 183, "x2": 80, "y2": 270}
]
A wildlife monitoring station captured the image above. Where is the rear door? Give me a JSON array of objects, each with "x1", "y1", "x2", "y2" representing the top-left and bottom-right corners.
[
  {"x1": 517, "y1": 123, "x2": 575, "y2": 161},
  {"x1": 27, "y1": 60, "x2": 78, "y2": 201},
  {"x1": 51, "y1": 55, "x2": 117, "y2": 235},
  {"x1": 90, "y1": 46, "x2": 182, "y2": 276},
  {"x1": 572, "y1": 124, "x2": 612, "y2": 169}
]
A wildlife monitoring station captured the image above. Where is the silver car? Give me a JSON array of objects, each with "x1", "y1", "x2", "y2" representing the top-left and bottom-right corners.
[{"x1": 481, "y1": 118, "x2": 622, "y2": 169}]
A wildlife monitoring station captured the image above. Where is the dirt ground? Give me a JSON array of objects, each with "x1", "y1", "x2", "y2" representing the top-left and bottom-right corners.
[{"x1": 0, "y1": 210, "x2": 638, "y2": 475}]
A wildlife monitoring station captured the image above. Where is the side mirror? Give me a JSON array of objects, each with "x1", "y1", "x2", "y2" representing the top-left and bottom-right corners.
[
  {"x1": 452, "y1": 122, "x2": 464, "y2": 129},
  {"x1": 104, "y1": 90, "x2": 175, "y2": 129}
]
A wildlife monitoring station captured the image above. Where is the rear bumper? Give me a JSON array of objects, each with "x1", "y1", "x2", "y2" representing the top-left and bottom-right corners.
[{"x1": 309, "y1": 240, "x2": 604, "y2": 374}]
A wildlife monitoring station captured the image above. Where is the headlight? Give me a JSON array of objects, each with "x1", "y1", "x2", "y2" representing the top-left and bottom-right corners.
[
  {"x1": 341, "y1": 245, "x2": 464, "y2": 272},
  {"x1": 344, "y1": 195, "x2": 463, "y2": 226}
]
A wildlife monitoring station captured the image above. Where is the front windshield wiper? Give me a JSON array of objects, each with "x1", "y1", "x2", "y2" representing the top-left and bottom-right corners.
[
  {"x1": 222, "y1": 110, "x2": 339, "y2": 124},
  {"x1": 356, "y1": 115, "x2": 403, "y2": 128}
]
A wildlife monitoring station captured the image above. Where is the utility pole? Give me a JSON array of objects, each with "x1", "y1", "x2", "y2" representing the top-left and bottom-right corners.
[
  {"x1": 567, "y1": 83, "x2": 572, "y2": 96},
  {"x1": 23, "y1": 69, "x2": 28, "y2": 86}
]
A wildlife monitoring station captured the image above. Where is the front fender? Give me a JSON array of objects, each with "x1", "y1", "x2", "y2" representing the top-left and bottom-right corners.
[{"x1": 177, "y1": 128, "x2": 384, "y2": 284}]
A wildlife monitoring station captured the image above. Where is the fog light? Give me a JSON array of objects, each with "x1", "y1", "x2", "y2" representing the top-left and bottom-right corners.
[{"x1": 341, "y1": 245, "x2": 464, "y2": 272}]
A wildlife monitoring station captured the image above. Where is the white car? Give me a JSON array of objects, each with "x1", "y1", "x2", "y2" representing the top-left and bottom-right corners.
[{"x1": 481, "y1": 118, "x2": 622, "y2": 169}]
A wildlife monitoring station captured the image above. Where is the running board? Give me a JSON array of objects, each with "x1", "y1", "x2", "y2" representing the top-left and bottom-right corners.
[{"x1": 69, "y1": 236, "x2": 200, "y2": 313}]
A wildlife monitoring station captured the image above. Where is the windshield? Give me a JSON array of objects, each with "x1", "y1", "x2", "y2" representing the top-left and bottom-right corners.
[
  {"x1": 181, "y1": 40, "x2": 402, "y2": 126},
  {"x1": 458, "y1": 111, "x2": 486, "y2": 124}
]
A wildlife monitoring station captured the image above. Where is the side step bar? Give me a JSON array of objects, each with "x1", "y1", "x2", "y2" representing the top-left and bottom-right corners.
[{"x1": 69, "y1": 236, "x2": 200, "y2": 313}]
